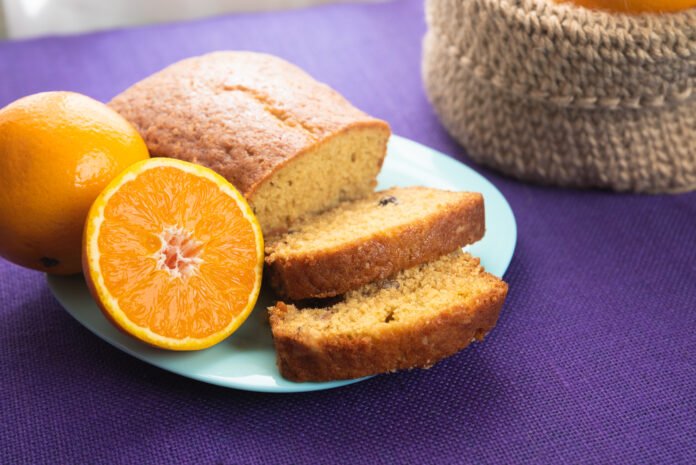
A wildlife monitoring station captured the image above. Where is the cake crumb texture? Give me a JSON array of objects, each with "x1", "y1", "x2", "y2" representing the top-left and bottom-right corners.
[
  {"x1": 266, "y1": 187, "x2": 485, "y2": 299},
  {"x1": 269, "y1": 251, "x2": 508, "y2": 382}
]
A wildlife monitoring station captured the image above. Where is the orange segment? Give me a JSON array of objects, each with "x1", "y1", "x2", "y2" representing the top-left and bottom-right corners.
[{"x1": 83, "y1": 158, "x2": 264, "y2": 350}]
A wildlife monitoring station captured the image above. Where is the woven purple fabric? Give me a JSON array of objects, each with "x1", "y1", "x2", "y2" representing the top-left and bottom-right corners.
[{"x1": 1, "y1": 1, "x2": 695, "y2": 463}]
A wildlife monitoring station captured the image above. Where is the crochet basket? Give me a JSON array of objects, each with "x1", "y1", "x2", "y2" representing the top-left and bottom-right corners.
[{"x1": 423, "y1": 0, "x2": 696, "y2": 193}]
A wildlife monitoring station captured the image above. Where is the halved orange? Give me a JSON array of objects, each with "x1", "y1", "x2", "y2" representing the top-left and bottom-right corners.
[{"x1": 83, "y1": 158, "x2": 264, "y2": 350}]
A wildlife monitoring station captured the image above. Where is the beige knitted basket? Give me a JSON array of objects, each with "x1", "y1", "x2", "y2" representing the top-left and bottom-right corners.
[{"x1": 423, "y1": 0, "x2": 696, "y2": 193}]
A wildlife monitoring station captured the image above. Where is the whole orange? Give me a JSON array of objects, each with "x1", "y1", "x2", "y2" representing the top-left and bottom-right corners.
[
  {"x1": 0, "y1": 91, "x2": 149, "y2": 274},
  {"x1": 556, "y1": 0, "x2": 695, "y2": 13}
]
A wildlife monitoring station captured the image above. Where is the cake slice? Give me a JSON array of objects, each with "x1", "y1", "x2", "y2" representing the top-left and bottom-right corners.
[
  {"x1": 269, "y1": 251, "x2": 507, "y2": 382},
  {"x1": 109, "y1": 51, "x2": 390, "y2": 235},
  {"x1": 265, "y1": 187, "x2": 485, "y2": 300}
]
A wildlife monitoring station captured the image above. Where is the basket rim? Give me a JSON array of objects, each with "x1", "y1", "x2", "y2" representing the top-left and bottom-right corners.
[
  {"x1": 485, "y1": 0, "x2": 696, "y2": 43},
  {"x1": 425, "y1": 0, "x2": 696, "y2": 110}
]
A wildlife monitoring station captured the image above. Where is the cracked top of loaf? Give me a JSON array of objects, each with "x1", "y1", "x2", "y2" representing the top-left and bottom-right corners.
[{"x1": 108, "y1": 51, "x2": 389, "y2": 198}]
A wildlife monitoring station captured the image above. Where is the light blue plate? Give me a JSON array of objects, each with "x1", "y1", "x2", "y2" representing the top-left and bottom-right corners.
[{"x1": 47, "y1": 135, "x2": 517, "y2": 393}]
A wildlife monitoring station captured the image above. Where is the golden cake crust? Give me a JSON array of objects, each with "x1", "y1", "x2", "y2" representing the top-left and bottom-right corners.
[
  {"x1": 108, "y1": 51, "x2": 390, "y2": 198},
  {"x1": 265, "y1": 189, "x2": 485, "y2": 300}
]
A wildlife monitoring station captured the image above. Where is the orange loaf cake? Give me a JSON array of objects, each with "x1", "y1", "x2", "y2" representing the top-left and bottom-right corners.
[
  {"x1": 269, "y1": 251, "x2": 508, "y2": 382},
  {"x1": 265, "y1": 187, "x2": 485, "y2": 300},
  {"x1": 109, "y1": 51, "x2": 391, "y2": 234}
]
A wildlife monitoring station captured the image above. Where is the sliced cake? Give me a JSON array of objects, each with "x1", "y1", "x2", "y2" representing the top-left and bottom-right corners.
[
  {"x1": 109, "y1": 51, "x2": 390, "y2": 235},
  {"x1": 268, "y1": 250, "x2": 508, "y2": 382},
  {"x1": 265, "y1": 186, "x2": 485, "y2": 300}
]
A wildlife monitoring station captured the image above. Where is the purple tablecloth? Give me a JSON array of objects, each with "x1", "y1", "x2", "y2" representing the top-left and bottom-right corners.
[{"x1": 1, "y1": 1, "x2": 695, "y2": 463}]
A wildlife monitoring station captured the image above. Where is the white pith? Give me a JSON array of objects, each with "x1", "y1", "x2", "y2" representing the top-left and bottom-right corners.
[{"x1": 154, "y1": 225, "x2": 204, "y2": 279}]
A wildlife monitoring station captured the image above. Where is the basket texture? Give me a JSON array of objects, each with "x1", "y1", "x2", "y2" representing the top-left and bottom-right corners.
[{"x1": 423, "y1": 0, "x2": 696, "y2": 193}]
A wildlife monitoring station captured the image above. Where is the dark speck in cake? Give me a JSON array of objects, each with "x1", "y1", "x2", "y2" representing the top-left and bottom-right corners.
[{"x1": 378, "y1": 196, "x2": 398, "y2": 206}]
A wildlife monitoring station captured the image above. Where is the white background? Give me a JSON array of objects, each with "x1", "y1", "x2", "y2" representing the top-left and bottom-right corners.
[{"x1": 1, "y1": 0, "x2": 378, "y2": 39}]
